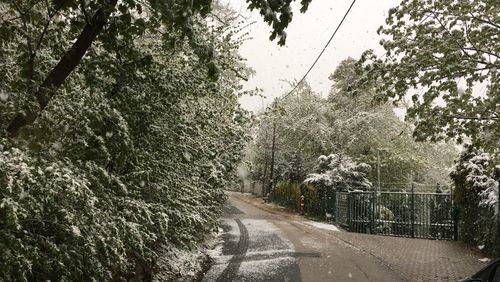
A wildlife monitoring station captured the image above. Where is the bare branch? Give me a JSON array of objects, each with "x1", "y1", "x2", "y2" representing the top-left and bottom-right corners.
[
  {"x1": 34, "y1": 0, "x2": 67, "y2": 53},
  {"x1": 469, "y1": 12, "x2": 500, "y2": 30},
  {"x1": 445, "y1": 115, "x2": 500, "y2": 121}
]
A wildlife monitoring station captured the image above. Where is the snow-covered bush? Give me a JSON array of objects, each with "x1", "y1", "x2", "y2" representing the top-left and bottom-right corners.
[
  {"x1": 450, "y1": 145, "x2": 499, "y2": 255},
  {"x1": 0, "y1": 147, "x2": 130, "y2": 280},
  {"x1": 0, "y1": 12, "x2": 249, "y2": 281},
  {"x1": 278, "y1": 153, "x2": 307, "y2": 183},
  {"x1": 304, "y1": 154, "x2": 372, "y2": 191}
]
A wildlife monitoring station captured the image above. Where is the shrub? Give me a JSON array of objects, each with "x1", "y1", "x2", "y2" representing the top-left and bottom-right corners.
[{"x1": 450, "y1": 145, "x2": 499, "y2": 256}]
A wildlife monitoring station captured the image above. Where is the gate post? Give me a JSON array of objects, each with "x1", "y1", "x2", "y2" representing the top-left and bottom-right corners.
[
  {"x1": 370, "y1": 190, "x2": 375, "y2": 234},
  {"x1": 333, "y1": 190, "x2": 337, "y2": 223},
  {"x1": 452, "y1": 205, "x2": 459, "y2": 241},
  {"x1": 411, "y1": 181, "x2": 415, "y2": 238},
  {"x1": 347, "y1": 192, "x2": 352, "y2": 231},
  {"x1": 450, "y1": 185, "x2": 459, "y2": 241}
]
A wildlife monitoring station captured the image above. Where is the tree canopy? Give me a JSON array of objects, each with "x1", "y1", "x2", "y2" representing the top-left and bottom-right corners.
[
  {"x1": 0, "y1": 0, "x2": 312, "y2": 137},
  {"x1": 245, "y1": 58, "x2": 457, "y2": 191},
  {"x1": 359, "y1": 0, "x2": 499, "y2": 154},
  {"x1": 0, "y1": 0, "x2": 274, "y2": 279}
]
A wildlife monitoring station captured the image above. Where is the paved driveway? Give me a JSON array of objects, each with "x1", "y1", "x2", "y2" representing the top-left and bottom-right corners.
[
  {"x1": 212, "y1": 192, "x2": 490, "y2": 282},
  {"x1": 203, "y1": 192, "x2": 403, "y2": 281}
]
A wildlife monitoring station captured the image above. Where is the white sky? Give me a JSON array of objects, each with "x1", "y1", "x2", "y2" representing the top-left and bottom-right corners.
[{"x1": 234, "y1": 0, "x2": 401, "y2": 112}]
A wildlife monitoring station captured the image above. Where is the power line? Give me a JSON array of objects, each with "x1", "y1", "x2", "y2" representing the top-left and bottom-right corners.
[
  {"x1": 265, "y1": 0, "x2": 357, "y2": 195},
  {"x1": 280, "y1": 0, "x2": 357, "y2": 101}
]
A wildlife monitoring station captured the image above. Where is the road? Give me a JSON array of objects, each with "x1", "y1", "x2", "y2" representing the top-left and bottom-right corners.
[{"x1": 203, "y1": 192, "x2": 404, "y2": 282}]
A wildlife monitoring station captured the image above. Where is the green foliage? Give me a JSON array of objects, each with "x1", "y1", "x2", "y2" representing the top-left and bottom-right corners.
[
  {"x1": 450, "y1": 145, "x2": 499, "y2": 255},
  {"x1": 274, "y1": 181, "x2": 301, "y2": 210},
  {"x1": 360, "y1": 0, "x2": 499, "y2": 154},
  {"x1": 273, "y1": 181, "x2": 320, "y2": 216},
  {"x1": 246, "y1": 0, "x2": 312, "y2": 45},
  {"x1": 276, "y1": 152, "x2": 307, "y2": 183},
  {"x1": 304, "y1": 153, "x2": 372, "y2": 192},
  {"x1": 247, "y1": 58, "x2": 457, "y2": 190},
  {"x1": 328, "y1": 58, "x2": 458, "y2": 187},
  {"x1": 302, "y1": 183, "x2": 319, "y2": 214},
  {"x1": 0, "y1": 0, "x2": 316, "y2": 279},
  {"x1": 0, "y1": 2, "x2": 252, "y2": 280}
]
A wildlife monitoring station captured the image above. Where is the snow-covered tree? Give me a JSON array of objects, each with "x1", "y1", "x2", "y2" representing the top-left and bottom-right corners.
[
  {"x1": 450, "y1": 145, "x2": 499, "y2": 255},
  {"x1": 0, "y1": 4, "x2": 252, "y2": 280},
  {"x1": 304, "y1": 154, "x2": 372, "y2": 191},
  {"x1": 360, "y1": 0, "x2": 499, "y2": 154},
  {"x1": 328, "y1": 58, "x2": 457, "y2": 187}
]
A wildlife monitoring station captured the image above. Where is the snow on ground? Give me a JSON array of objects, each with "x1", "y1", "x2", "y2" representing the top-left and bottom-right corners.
[
  {"x1": 479, "y1": 258, "x2": 491, "y2": 262},
  {"x1": 300, "y1": 236, "x2": 324, "y2": 249},
  {"x1": 236, "y1": 218, "x2": 299, "y2": 281},
  {"x1": 303, "y1": 220, "x2": 340, "y2": 232},
  {"x1": 154, "y1": 237, "x2": 218, "y2": 281},
  {"x1": 204, "y1": 217, "x2": 300, "y2": 281},
  {"x1": 237, "y1": 257, "x2": 297, "y2": 280},
  {"x1": 207, "y1": 218, "x2": 239, "y2": 265},
  {"x1": 244, "y1": 218, "x2": 294, "y2": 252}
]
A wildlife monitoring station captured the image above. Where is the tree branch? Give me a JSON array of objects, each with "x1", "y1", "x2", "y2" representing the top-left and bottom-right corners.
[
  {"x1": 469, "y1": 12, "x2": 500, "y2": 30},
  {"x1": 6, "y1": 0, "x2": 118, "y2": 137},
  {"x1": 34, "y1": 0, "x2": 67, "y2": 53},
  {"x1": 445, "y1": 115, "x2": 500, "y2": 121}
]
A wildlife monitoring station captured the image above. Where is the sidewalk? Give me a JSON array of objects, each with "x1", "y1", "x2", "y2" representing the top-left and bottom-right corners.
[{"x1": 232, "y1": 192, "x2": 490, "y2": 282}]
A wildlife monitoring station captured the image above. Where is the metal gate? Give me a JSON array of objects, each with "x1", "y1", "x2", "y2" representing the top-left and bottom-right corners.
[{"x1": 331, "y1": 191, "x2": 456, "y2": 240}]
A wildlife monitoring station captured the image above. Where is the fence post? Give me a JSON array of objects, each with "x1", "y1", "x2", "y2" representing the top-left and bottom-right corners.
[
  {"x1": 324, "y1": 189, "x2": 328, "y2": 220},
  {"x1": 333, "y1": 190, "x2": 337, "y2": 223},
  {"x1": 450, "y1": 185, "x2": 459, "y2": 241},
  {"x1": 370, "y1": 190, "x2": 375, "y2": 234},
  {"x1": 411, "y1": 181, "x2": 416, "y2": 238},
  {"x1": 347, "y1": 192, "x2": 352, "y2": 231}
]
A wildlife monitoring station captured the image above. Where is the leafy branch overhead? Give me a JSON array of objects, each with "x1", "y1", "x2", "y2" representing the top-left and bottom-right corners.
[
  {"x1": 0, "y1": 0, "x2": 310, "y2": 137},
  {"x1": 0, "y1": 0, "x2": 254, "y2": 280},
  {"x1": 246, "y1": 0, "x2": 312, "y2": 45},
  {"x1": 358, "y1": 0, "x2": 499, "y2": 153}
]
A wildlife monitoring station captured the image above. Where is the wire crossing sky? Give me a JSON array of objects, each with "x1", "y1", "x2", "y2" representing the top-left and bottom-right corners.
[
  {"x1": 238, "y1": 0, "x2": 401, "y2": 112},
  {"x1": 281, "y1": 0, "x2": 357, "y2": 101}
]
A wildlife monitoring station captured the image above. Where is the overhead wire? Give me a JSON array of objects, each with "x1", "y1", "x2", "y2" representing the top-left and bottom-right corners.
[{"x1": 279, "y1": 0, "x2": 358, "y2": 102}]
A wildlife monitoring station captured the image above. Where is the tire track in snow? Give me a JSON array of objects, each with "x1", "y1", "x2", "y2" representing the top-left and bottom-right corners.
[{"x1": 215, "y1": 218, "x2": 249, "y2": 282}]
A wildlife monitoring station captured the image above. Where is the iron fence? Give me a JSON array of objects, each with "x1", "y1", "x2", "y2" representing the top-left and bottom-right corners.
[
  {"x1": 318, "y1": 189, "x2": 456, "y2": 240},
  {"x1": 325, "y1": 189, "x2": 457, "y2": 239},
  {"x1": 341, "y1": 191, "x2": 455, "y2": 239},
  {"x1": 272, "y1": 182, "x2": 458, "y2": 240}
]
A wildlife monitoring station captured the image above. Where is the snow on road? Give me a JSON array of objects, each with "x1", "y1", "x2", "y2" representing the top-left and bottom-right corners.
[
  {"x1": 303, "y1": 220, "x2": 340, "y2": 232},
  {"x1": 203, "y1": 215, "x2": 300, "y2": 281}
]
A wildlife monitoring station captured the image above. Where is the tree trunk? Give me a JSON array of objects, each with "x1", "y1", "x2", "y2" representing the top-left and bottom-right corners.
[{"x1": 6, "y1": 0, "x2": 118, "y2": 137}]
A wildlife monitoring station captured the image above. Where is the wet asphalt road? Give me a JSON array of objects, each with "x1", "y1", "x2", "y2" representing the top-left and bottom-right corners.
[{"x1": 203, "y1": 192, "x2": 403, "y2": 282}]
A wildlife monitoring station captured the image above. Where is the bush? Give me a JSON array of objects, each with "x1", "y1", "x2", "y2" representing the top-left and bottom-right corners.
[
  {"x1": 274, "y1": 181, "x2": 301, "y2": 210},
  {"x1": 0, "y1": 23, "x2": 249, "y2": 280},
  {"x1": 450, "y1": 145, "x2": 500, "y2": 256}
]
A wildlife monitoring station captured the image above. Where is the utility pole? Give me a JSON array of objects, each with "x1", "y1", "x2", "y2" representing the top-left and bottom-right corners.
[{"x1": 268, "y1": 105, "x2": 277, "y2": 197}]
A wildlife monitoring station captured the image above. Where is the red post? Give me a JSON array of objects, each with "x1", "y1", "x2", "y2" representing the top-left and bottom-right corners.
[{"x1": 299, "y1": 195, "x2": 305, "y2": 215}]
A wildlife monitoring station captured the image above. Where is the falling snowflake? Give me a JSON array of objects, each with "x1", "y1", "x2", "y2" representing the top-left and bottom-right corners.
[
  {"x1": 0, "y1": 91, "x2": 8, "y2": 102},
  {"x1": 105, "y1": 131, "x2": 113, "y2": 138},
  {"x1": 52, "y1": 142, "x2": 62, "y2": 151},
  {"x1": 71, "y1": 225, "x2": 81, "y2": 236}
]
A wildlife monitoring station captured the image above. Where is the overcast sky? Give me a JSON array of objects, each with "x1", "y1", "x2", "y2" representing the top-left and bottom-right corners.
[{"x1": 234, "y1": 0, "x2": 401, "y2": 112}]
